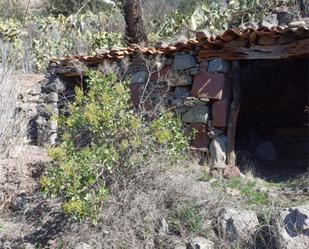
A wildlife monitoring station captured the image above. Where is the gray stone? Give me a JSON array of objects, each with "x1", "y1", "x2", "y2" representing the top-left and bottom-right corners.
[
  {"x1": 208, "y1": 58, "x2": 229, "y2": 73},
  {"x1": 45, "y1": 92, "x2": 58, "y2": 103},
  {"x1": 263, "y1": 14, "x2": 279, "y2": 26},
  {"x1": 176, "y1": 35, "x2": 188, "y2": 45},
  {"x1": 131, "y1": 71, "x2": 148, "y2": 84},
  {"x1": 175, "y1": 87, "x2": 191, "y2": 99},
  {"x1": 173, "y1": 54, "x2": 196, "y2": 71},
  {"x1": 255, "y1": 141, "x2": 277, "y2": 161},
  {"x1": 173, "y1": 238, "x2": 186, "y2": 249},
  {"x1": 159, "y1": 218, "x2": 169, "y2": 235},
  {"x1": 182, "y1": 104, "x2": 209, "y2": 124},
  {"x1": 37, "y1": 103, "x2": 58, "y2": 118},
  {"x1": 239, "y1": 22, "x2": 259, "y2": 30},
  {"x1": 258, "y1": 15, "x2": 278, "y2": 29},
  {"x1": 275, "y1": 9, "x2": 294, "y2": 25},
  {"x1": 75, "y1": 242, "x2": 92, "y2": 249},
  {"x1": 189, "y1": 67, "x2": 200, "y2": 75},
  {"x1": 41, "y1": 77, "x2": 66, "y2": 93},
  {"x1": 169, "y1": 73, "x2": 193, "y2": 86},
  {"x1": 24, "y1": 243, "x2": 36, "y2": 249},
  {"x1": 155, "y1": 41, "x2": 169, "y2": 49},
  {"x1": 220, "y1": 208, "x2": 259, "y2": 242},
  {"x1": 187, "y1": 237, "x2": 214, "y2": 249},
  {"x1": 166, "y1": 58, "x2": 174, "y2": 65},
  {"x1": 209, "y1": 134, "x2": 227, "y2": 169},
  {"x1": 276, "y1": 203, "x2": 309, "y2": 249},
  {"x1": 208, "y1": 126, "x2": 224, "y2": 139},
  {"x1": 47, "y1": 120, "x2": 57, "y2": 131}
]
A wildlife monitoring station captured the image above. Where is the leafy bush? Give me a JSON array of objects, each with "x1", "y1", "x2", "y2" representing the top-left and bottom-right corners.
[
  {"x1": 0, "y1": 11, "x2": 124, "y2": 71},
  {"x1": 157, "y1": 0, "x2": 300, "y2": 38},
  {"x1": 44, "y1": 0, "x2": 117, "y2": 16},
  {"x1": 0, "y1": 0, "x2": 27, "y2": 20},
  {"x1": 40, "y1": 70, "x2": 188, "y2": 222}
]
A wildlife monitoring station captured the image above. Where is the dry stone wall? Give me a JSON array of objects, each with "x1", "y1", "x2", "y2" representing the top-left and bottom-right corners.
[
  {"x1": 128, "y1": 54, "x2": 232, "y2": 171},
  {"x1": 37, "y1": 52, "x2": 236, "y2": 173}
]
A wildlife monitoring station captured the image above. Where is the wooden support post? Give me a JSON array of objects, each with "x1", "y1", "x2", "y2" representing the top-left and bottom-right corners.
[{"x1": 227, "y1": 61, "x2": 241, "y2": 166}]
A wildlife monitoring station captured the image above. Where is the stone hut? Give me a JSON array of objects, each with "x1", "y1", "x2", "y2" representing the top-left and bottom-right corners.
[{"x1": 36, "y1": 19, "x2": 309, "y2": 177}]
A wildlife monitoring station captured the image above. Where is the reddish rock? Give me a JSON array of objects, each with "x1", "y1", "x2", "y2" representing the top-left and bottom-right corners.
[
  {"x1": 192, "y1": 72, "x2": 225, "y2": 100},
  {"x1": 212, "y1": 98, "x2": 229, "y2": 128},
  {"x1": 189, "y1": 123, "x2": 209, "y2": 151},
  {"x1": 200, "y1": 60, "x2": 208, "y2": 72},
  {"x1": 130, "y1": 83, "x2": 141, "y2": 107},
  {"x1": 223, "y1": 165, "x2": 241, "y2": 178},
  {"x1": 150, "y1": 65, "x2": 171, "y2": 81}
]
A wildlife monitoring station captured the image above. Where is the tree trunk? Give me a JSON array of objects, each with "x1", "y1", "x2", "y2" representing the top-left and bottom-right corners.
[
  {"x1": 227, "y1": 61, "x2": 241, "y2": 166},
  {"x1": 123, "y1": 0, "x2": 148, "y2": 45}
]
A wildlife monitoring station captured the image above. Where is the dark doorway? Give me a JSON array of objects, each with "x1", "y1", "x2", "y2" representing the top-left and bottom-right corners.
[{"x1": 236, "y1": 58, "x2": 309, "y2": 181}]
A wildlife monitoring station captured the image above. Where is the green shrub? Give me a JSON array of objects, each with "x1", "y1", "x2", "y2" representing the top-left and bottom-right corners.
[
  {"x1": 199, "y1": 170, "x2": 212, "y2": 182},
  {"x1": 226, "y1": 177, "x2": 269, "y2": 205},
  {"x1": 43, "y1": 0, "x2": 116, "y2": 16},
  {"x1": 0, "y1": 0, "x2": 26, "y2": 20},
  {"x1": 156, "y1": 0, "x2": 300, "y2": 38},
  {"x1": 169, "y1": 204, "x2": 204, "y2": 235},
  {"x1": 0, "y1": 10, "x2": 124, "y2": 71},
  {"x1": 41, "y1": 70, "x2": 188, "y2": 222}
]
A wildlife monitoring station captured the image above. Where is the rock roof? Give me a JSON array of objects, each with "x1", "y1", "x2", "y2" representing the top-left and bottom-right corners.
[{"x1": 49, "y1": 22, "x2": 309, "y2": 77}]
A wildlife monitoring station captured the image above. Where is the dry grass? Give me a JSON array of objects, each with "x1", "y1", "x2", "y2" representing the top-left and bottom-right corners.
[
  {"x1": 55, "y1": 162, "x2": 222, "y2": 249},
  {"x1": 0, "y1": 68, "x2": 29, "y2": 159}
]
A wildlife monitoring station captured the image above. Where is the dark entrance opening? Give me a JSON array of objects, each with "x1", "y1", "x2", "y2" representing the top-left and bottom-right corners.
[{"x1": 236, "y1": 58, "x2": 309, "y2": 181}]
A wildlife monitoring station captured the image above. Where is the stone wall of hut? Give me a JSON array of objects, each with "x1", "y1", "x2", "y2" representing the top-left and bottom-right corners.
[{"x1": 36, "y1": 53, "x2": 235, "y2": 171}]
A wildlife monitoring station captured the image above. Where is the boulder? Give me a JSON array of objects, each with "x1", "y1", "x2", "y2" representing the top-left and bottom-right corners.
[
  {"x1": 220, "y1": 208, "x2": 259, "y2": 242},
  {"x1": 275, "y1": 204, "x2": 309, "y2": 249},
  {"x1": 187, "y1": 237, "x2": 215, "y2": 249},
  {"x1": 255, "y1": 141, "x2": 277, "y2": 161}
]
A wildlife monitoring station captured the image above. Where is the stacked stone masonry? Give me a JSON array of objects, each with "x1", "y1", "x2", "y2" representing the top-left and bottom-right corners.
[{"x1": 39, "y1": 53, "x2": 235, "y2": 172}]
